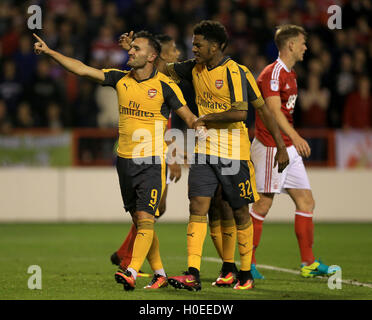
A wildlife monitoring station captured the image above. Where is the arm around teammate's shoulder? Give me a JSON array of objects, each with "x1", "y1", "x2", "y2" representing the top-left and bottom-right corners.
[{"x1": 33, "y1": 33, "x2": 105, "y2": 83}]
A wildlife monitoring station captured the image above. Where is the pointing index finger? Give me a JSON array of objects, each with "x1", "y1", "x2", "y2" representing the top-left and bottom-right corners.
[{"x1": 33, "y1": 33, "x2": 42, "y2": 42}]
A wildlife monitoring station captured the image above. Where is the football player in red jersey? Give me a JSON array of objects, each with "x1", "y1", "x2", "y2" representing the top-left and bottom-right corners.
[{"x1": 250, "y1": 25, "x2": 340, "y2": 278}]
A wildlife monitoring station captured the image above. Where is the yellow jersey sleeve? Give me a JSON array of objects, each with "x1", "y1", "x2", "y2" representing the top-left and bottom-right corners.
[
  {"x1": 160, "y1": 80, "x2": 187, "y2": 110},
  {"x1": 226, "y1": 65, "x2": 249, "y2": 111},
  {"x1": 101, "y1": 69, "x2": 128, "y2": 88},
  {"x1": 166, "y1": 59, "x2": 196, "y2": 83},
  {"x1": 245, "y1": 68, "x2": 265, "y2": 109}
]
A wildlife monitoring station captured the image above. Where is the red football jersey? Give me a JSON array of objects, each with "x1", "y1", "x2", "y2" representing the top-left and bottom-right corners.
[{"x1": 256, "y1": 58, "x2": 298, "y2": 147}]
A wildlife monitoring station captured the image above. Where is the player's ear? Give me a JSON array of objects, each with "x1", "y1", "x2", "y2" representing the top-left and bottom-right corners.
[
  {"x1": 211, "y1": 42, "x2": 219, "y2": 54},
  {"x1": 148, "y1": 51, "x2": 158, "y2": 63}
]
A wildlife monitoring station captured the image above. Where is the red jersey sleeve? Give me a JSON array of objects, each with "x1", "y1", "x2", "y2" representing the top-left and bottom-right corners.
[{"x1": 257, "y1": 66, "x2": 281, "y2": 99}]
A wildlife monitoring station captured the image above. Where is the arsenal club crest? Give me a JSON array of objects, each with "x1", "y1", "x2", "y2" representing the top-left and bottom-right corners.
[
  {"x1": 215, "y1": 79, "x2": 223, "y2": 89},
  {"x1": 148, "y1": 89, "x2": 157, "y2": 98}
]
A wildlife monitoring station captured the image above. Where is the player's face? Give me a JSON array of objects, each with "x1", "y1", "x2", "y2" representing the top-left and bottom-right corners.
[
  {"x1": 292, "y1": 34, "x2": 307, "y2": 62},
  {"x1": 160, "y1": 40, "x2": 180, "y2": 63},
  {"x1": 127, "y1": 38, "x2": 156, "y2": 68},
  {"x1": 192, "y1": 34, "x2": 212, "y2": 64}
]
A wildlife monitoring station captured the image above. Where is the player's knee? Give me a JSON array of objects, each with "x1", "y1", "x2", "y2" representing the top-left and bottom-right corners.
[
  {"x1": 233, "y1": 205, "x2": 250, "y2": 226},
  {"x1": 134, "y1": 211, "x2": 155, "y2": 223},
  {"x1": 220, "y1": 200, "x2": 234, "y2": 220},
  {"x1": 252, "y1": 198, "x2": 273, "y2": 217},
  {"x1": 297, "y1": 196, "x2": 315, "y2": 213},
  {"x1": 308, "y1": 198, "x2": 315, "y2": 212},
  {"x1": 190, "y1": 197, "x2": 209, "y2": 216}
]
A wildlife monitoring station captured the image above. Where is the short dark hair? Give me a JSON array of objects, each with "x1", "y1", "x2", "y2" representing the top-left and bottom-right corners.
[
  {"x1": 193, "y1": 20, "x2": 228, "y2": 51},
  {"x1": 274, "y1": 24, "x2": 307, "y2": 50},
  {"x1": 133, "y1": 30, "x2": 161, "y2": 56},
  {"x1": 155, "y1": 34, "x2": 173, "y2": 46}
]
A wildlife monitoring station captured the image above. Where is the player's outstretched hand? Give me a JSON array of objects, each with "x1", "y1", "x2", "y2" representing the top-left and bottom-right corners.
[
  {"x1": 292, "y1": 135, "x2": 311, "y2": 158},
  {"x1": 274, "y1": 146, "x2": 289, "y2": 173},
  {"x1": 33, "y1": 33, "x2": 50, "y2": 55},
  {"x1": 119, "y1": 31, "x2": 134, "y2": 51}
]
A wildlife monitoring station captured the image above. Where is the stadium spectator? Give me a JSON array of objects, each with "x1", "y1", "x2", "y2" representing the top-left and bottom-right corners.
[
  {"x1": 40, "y1": 17, "x2": 58, "y2": 51},
  {"x1": 343, "y1": 75, "x2": 372, "y2": 129},
  {"x1": 0, "y1": 99, "x2": 12, "y2": 134},
  {"x1": 230, "y1": 10, "x2": 250, "y2": 53},
  {"x1": 26, "y1": 58, "x2": 61, "y2": 126},
  {"x1": 299, "y1": 73, "x2": 330, "y2": 128},
  {"x1": 95, "y1": 82, "x2": 119, "y2": 128},
  {"x1": 299, "y1": 72, "x2": 330, "y2": 161},
  {"x1": 45, "y1": 102, "x2": 64, "y2": 130},
  {"x1": 330, "y1": 53, "x2": 355, "y2": 127},
  {"x1": 91, "y1": 25, "x2": 127, "y2": 68},
  {"x1": 0, "y1": 0, "x2": 370, "y2": 130},
  {"x1": 0, "y1": 60, "x2": 23, "y2": 116},
  {"x1": 13, "y1": 34, "x2": 37, "y2": 85},
  {"x1": 72, "y1": 79, "x2": 99, "y2": 127},
  {"x1": 14, "y1": 101, "x2": 34, "y2": 128}
]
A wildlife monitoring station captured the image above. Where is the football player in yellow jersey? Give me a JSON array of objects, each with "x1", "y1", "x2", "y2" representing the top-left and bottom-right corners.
[
  {"x1": 164, "y1": 21, "x2": 289, "y2": 291},
  {"x1": 109, "y1": 34, "x2": 184, "y2": 283},
  {"x1": 33, "y1": 31, "x2": 201, "y2": 291}
]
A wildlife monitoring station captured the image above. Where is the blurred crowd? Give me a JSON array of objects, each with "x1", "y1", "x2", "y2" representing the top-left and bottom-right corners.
[{"x1": 0, "y1": 0, "x2": 371, "y2": 135}]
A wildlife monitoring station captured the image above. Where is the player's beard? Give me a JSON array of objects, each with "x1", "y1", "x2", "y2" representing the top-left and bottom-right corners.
[{"x1": 127, "y1": 56, "x2": 147, "y2": 69}]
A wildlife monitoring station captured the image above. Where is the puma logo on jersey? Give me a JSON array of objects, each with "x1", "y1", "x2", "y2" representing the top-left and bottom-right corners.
[
  {"x1": 123, "y1": 83, "x2": 128, "y2": 90},
  {"x1": 223, "y1": 232, "x2": 233, "y2": 238},
  {"x1": 137, "y1": 232, "x2": 146, "y2": 237},
  {"x1": 187, "y1": 232, "x2": 195, "y2": 237}
]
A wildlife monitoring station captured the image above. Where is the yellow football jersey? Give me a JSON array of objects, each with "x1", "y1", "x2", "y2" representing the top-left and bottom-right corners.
[
  {"x1": 102, "y1": 68, "x2": 186, "y2": 159},
  {"x1": 167, "y1": 57, "x2": 264, "y2": 160}
]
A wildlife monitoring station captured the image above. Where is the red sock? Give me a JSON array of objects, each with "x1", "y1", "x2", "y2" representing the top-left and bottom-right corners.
[
  {"x1": 295, "y1": 211, "x2": 315, "y2": 265},
  {"x1": 250, "y1": 209, "x2": 265, "y2": 265},
  {"x1": 117, "y1": 224, "x2": 137, "y2": 269}
]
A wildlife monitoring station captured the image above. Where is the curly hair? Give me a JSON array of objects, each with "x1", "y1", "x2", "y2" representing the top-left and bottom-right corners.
[{"x1": 193, "y1": 20, "x2": 228, "y2": 51}]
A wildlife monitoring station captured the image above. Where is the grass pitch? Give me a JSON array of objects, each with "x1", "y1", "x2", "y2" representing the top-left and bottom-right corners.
[{"x1": 0, "y1": 223, "x2": 371, "y2": 300}]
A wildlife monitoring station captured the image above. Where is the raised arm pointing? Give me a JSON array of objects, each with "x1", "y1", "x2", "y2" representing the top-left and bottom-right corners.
[{"x1": 33, "y1": 33, "x2": 105, "y2": 83}]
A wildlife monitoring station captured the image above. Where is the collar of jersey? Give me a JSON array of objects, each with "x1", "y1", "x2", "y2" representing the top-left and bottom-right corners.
[
  {"x1": 276, "y1": 57, "x2": 291, "y2": 73},
  {"x1": 206, "y1": 56, "x2": 230, "y2": 71},
  {"x1": 130, "y1": 68, "x2": 158, "y2": 83}
]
